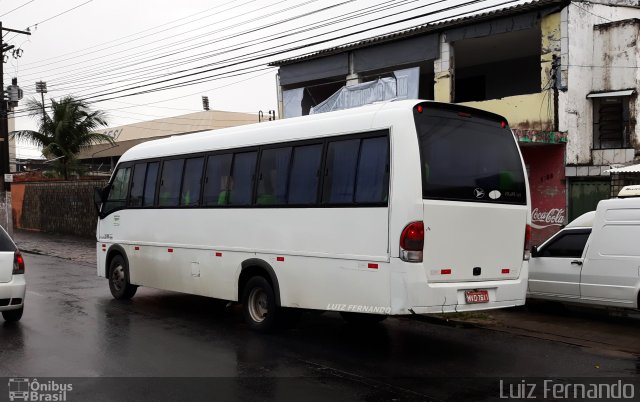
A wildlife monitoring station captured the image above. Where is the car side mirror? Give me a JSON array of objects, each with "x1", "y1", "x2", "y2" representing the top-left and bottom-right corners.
[{"x1": 531, "y1": 245, "x2": 539, "y2": 258}]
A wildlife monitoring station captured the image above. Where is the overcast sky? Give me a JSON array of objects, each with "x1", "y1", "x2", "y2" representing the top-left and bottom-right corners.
[{"x1": 1, "y1": 0, "x2": 524, "y2": 159}]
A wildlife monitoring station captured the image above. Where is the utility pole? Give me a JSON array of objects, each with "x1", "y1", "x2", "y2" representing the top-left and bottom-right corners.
[
  {"x1": 35, "y1": 81, "x2": 47, "y2": 120},
  {"x1": 0, "y1": 22, "x2": 30, "y2": 234}
]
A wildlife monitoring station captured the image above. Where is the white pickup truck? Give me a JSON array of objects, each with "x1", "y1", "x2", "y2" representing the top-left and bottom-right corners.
[{"x1": 528, "y1": 185, "x2": 640, "y2": 309}]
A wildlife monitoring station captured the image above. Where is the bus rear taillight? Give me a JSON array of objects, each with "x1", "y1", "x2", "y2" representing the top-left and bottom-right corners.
[
  {"x1": 400, "y1": 221, "x2": 424, "y2": 263},
  {"x1": 524, "y1": 224, "x2": 532, "y2": 260}
]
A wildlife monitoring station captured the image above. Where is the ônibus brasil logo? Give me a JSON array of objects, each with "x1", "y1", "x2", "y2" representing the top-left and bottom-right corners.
[{"x1": 8, "y1": 378, "x2": 73, "y2": 401}]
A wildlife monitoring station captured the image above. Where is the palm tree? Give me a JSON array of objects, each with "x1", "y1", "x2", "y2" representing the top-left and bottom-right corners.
[{"x1": 12, "y1": 96, "x2": 114, "y2": 180}]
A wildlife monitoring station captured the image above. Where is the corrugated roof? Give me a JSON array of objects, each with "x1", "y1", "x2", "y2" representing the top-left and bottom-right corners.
[
  {"x1": 604, "y1": 163, "x2": 640, "y2": 174},
  {"x1": 270, "y1": 0, "x2": 566, "y2": 66}
]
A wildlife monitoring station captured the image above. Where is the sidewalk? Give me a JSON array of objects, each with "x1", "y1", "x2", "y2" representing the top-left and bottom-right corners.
[{"x1": 14, "y1": 229, "x2": 96, "y2": 266}]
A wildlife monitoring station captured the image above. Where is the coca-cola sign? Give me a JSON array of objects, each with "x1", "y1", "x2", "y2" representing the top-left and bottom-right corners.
[{"x1": 531, "y1": 208, "x2": 565, "y2": 228}]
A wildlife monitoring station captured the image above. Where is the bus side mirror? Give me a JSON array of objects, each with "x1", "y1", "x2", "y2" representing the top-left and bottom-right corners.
[
  {"x1": 531, "y1": 245, "x2": 539, "y2": 258},
  {"x1": 94, "y1": 186, "x2": 108, "y2": 218}
]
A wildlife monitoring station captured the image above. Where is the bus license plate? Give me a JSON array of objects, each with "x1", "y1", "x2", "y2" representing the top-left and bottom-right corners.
[{"x1": 465, "y1": 290, "x2": 489, "y2": 304}]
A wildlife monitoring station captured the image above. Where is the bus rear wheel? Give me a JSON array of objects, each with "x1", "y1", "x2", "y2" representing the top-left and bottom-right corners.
[
  {"x1": 340, "y1": 312, "x2": 387, "y2": 325},
  {"x1": 108, "y1": 255, "x2": 138, "y2": 300},
  {"x1": 242, "y1": 276, "x2": 278, "y2": 332}
]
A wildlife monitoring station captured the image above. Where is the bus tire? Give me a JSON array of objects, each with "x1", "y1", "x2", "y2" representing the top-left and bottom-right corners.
[
  {"x1": 340, "y1": 312, "x2": 387, "y2": 325},
  {"x1": 108, "y1": 254, "x2": 138, "y2": 300},
  {"x1": 242, "y1": 276, "x2": 278, "y2": 332},
  {"x1": 2, "y1": 306, "x2": 23, "y2": 322}
]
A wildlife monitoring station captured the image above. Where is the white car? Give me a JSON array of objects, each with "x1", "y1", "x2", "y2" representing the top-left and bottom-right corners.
[
  {"x1": 528, "y1": 186, "x2": 640, "y2": 309},
  {"x1": 0, "y1": 226, "x2": 25, "y2": 322}
]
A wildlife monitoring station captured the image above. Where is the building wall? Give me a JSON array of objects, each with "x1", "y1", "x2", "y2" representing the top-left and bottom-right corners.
[
  {"x1": 13, "y1": 180, "x2": 107, "y2": 238},
  {"x1": 562, "y1": 2, "x2": 640, "y2": 165},
  {"x1": 460, "y1": 92, "x2": 553, "y2": 130},
  {"x1": 592, "y1": 19, "x2": 640, "y2": 151},
  {"x1": 96, "y1": 110, "x2": 260, "y2": 143}
]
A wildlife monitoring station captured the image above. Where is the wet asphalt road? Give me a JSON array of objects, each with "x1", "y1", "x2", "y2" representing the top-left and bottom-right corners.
[{"x1": 0, "y1": 253, "x2": 638, "y2": 401}]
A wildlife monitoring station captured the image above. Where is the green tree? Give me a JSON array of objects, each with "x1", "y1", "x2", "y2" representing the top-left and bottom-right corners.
[{"x1": 11, "y1": 96, "x2": 113, "y2": 180}]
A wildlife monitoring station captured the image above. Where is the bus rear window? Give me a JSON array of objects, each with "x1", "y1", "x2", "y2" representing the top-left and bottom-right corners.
[{"x1": 414, "y1": 107, "x2": 526, "y2": 205}]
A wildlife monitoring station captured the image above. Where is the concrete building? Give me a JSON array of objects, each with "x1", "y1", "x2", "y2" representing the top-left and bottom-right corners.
[
  {"x1": 77, "y1": 109, "x2": 262, "y2": 172},
  {"x1": 270, "y1": 0, "x2": 640, "y2": 244}
]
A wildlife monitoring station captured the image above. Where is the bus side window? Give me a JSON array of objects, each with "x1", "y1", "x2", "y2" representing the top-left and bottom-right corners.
[
  {"x1": 158, "y1": 159, "x2": 184, "y2": 207},
  {"x1": 256, "y1": 147, "x2": 291, "y2": 205},
  {"x1": 288, "y1": 144, "x2": 322, "y2": 205},
  {"x1": 143, "y1": 162, "x2": 159, "y2": 207},
  {"x1": 229, "y1": 152, "x2": 257, "y2": 206},
  {"x1": 128, "y1": 163, "x2": 147, "y2": 207},
  {"x1": 355, "y1": 136, "x2": 389, "y2": 203},
  {"x1": 104, "y1": 167, "x2": 131, "y2": 214},
  {"x1": 203, "y1": 154, "x2": 232, "y2": 206},
  {"x1": 322, "y1": 139, "x2": 360, "y2": 204},
  {"x1": 180, "y1": 157, "x2": 204, "y2": 207}
]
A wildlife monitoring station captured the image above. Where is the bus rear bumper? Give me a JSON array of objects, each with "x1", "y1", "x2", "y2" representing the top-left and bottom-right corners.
[{"x1": 393, "y1": 261, "x2": 528, "y2": 315}]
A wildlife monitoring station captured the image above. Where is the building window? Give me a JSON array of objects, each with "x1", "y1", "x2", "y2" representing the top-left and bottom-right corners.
[{"x1": 593, "y1": 96, "x2": 631, "y2": 149}]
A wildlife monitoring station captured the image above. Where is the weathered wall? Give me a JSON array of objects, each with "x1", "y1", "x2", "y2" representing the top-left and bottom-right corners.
[
  {"x1": 460, "y1": 92, "x2": 553, "y2": 129},
  {"x1": 14, "y1": 181, "x2": 106, "y2": 238},
  {"x1": 562, "y1": 2, "x2": 640, "y2": 165},
  {"x1": 593, "y1": 19, "x2": 640, "y2": 153},
  {"x1": 433, "y1": 36, "x2": 453, "y2": 103}
]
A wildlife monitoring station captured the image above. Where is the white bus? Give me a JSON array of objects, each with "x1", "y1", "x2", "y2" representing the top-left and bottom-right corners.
[{"x1": 95, "y1": 100, "x2": 531, "y2": 331}]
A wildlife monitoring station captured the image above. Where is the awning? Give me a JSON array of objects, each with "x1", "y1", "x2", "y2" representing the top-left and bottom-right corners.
[
  {"x1": 587, "y1": 89, "x2": 636, "y2": 98},
  {"x1": 603, "y1": 163, "x2": 640, "y2": 174}
]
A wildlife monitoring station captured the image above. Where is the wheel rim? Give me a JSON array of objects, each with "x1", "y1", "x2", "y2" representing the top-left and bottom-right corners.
[
  {"x1": 247, "y1": 287, "x2": 269, "y2": 323},
  {"x1": 111, "y1": 265, "x2": 126, "y2": 292}
]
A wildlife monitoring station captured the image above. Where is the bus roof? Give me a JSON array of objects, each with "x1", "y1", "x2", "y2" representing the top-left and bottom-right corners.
[
  {"x1": 119, "y1": 100, "x2": 395, "y2": 163},
  {"x1": 117, "y1": 99, "x2": 508, "y2": 163}
]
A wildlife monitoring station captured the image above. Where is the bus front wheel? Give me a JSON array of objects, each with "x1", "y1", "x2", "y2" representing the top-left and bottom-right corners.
[
  {"x1": 242, "y1": 276, "x2": 278, "y2": 332},
  {"x1": 108, "y1": 254, "x2": 138, "y2": 300}
]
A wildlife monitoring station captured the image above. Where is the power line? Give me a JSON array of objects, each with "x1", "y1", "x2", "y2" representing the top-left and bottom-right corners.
[
  {"x1": 13, "y1": 0, "x2": 407, "y2": 104},
  {"x1": 76, "y1": 0, "x2": 492, "y2": 103},
  {"x1": 46, "y1": 0, "x2": 415, "y2": 93},
  {"x1": 41, "y1": 0, "x2": 447, "y2": 101},
  {"x1": 571, "y1": 2, "x2": 612, "y2": 23},
  {"x1": 24, "y1": 0, "x2": 95, "y2": 31},
  {"x1": 12, "y1": 0, "x2": 525, "y2": 118},
  {"x1": 15, "y1": 0, "x2": 250, "y2": 68},
  {"x1": 13, "y1": 66, "x2": 276, "y2": 119},
  {"x1": 18, "y1": 0, "x2": 345, "y2": 83},
  {"x1": 0, "y1": 0, "x2": 35, "y2": 18}
]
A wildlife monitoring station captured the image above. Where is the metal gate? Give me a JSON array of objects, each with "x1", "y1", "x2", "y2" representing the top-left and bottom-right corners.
[{"x1": 568, "y1": 180, "x2": 610, "y2": 221}]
